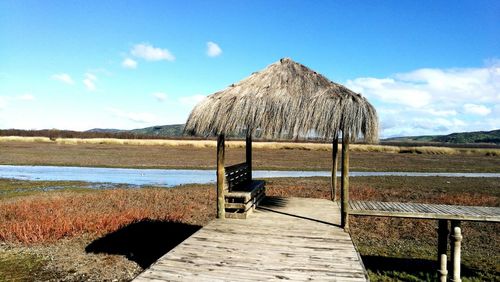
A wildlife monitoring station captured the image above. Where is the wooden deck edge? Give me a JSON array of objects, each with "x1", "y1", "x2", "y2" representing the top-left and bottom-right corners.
[
  {"x1": 348, "y1": 209, "x2": 500, "y2": 222},
  {"x1": 348, "y1": 231, "x2": 370, "y2": 282}
]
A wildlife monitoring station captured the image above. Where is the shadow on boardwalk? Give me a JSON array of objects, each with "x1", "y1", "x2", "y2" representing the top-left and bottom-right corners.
[
  {"x1": 258, "y1": 196, "x2": 289, "y2": 208},
  {"x1": 258, "y1": 196, "x2": 340, "y2": 227},
  {"x1": 85, "y1": 220, "x2": 201, "y2": 268}
]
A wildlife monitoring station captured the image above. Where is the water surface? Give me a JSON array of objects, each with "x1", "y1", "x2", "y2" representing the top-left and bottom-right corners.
[{"x1": 1, "y1": 165, "x2": 498, "y2": 187}]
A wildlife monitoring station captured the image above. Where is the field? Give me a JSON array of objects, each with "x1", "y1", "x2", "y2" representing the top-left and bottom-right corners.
[
  {"x1": 0, "y1": 177, "x2": 498, "y2": 281},
  {"x1": 0, "y1": 139, "x2": 499, "y2": 281},
  {"x1": 1, "y1": 138, "x2": 500, "y2": 172}
]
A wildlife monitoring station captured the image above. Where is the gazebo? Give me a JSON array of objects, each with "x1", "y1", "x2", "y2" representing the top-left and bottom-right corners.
[{"x1": 185, "y1": 58, "x2": 378, "y2": 229}]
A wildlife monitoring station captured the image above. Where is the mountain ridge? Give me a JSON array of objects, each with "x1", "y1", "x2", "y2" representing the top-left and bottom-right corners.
[
  {"x1": 2, "y1": 126, "x2": 499, "y2": 145},
  {"x1": 384, "y1": 129, "x2": 500, "y2": 144}
]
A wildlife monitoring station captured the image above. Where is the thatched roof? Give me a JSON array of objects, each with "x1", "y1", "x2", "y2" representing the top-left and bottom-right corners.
[{"x1": 184, "y1": 58, "x2": 378, "y2": 142}]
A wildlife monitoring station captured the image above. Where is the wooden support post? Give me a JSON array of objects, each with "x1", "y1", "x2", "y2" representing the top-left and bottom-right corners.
[
  {"x1": 450, "y1": 220, "x2": 462, "y2": 282},
  {"x1": 341, "y1": 131, "x2": 350, "y2": 230},
  {"x1": 331, "y1": 137, "x2": 339, "y2": 201},
  {"x1": 216, "y1": 134, "x2": 226, "y2": 219},
  {"x1": 437, "y1": 220, "x2": 449, "y2": 282},
  {"x1": 246, "y1": 136, "x2": 252, "y2": 180}
]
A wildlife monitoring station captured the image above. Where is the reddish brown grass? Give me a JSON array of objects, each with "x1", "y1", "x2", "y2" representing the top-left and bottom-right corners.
[{"x1": 0, "y1": 187, "x2": 215, "y2": 244}]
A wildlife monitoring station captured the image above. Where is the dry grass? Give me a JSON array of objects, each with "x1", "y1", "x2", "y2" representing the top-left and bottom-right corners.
[
  {"x1": 0, "y1": 177, "x2": 498, "y2": 280},
  {"x1": 0, "y1": 186, "x2": 215, "y2": 244},
  {"x1": 0, "y1": 136, "x2": 54, "y2": 143},
  {"x1": 185, "y1": 58, "x2": 378, "y2": 142},
  {"x1": 1, "y1": 136, "x2": 498, "y2": 156},
  {"x1": 1, "y1": 140, "x2": 499, "y2": 173}
]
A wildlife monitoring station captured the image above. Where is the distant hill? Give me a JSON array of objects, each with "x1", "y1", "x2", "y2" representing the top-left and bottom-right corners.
[
  {"x1": 384, "y1": 129, "x2": 500, "y2": 145},
  {"x1": 3, "y1": 126, "x2": 499, "y2": 145},
  {"x1": 86, "y1": 128, "x2": 122, "y2": 134},
  {"x1": 128, "y1": 124, "x2": 184, "y2": 137},
  {"x1": 86, "y1": 124, "x2": 185, "y2": 137}
]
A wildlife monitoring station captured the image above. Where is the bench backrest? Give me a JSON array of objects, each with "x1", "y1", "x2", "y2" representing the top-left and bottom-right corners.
[{"x1": 225, "y1": 162, "x2": 250, "y2": 192}]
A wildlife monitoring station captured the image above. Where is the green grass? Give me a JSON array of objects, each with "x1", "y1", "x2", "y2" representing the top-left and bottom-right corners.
[
  {"x1": 360, "y1": 242, "x2": 499, "y2": 282},
  {"x1": 0, "y1": 179, "x2": 102, "y2": 199},
  {"x1": 368, "y1": 269, "x2": 497, "y2": 282},
  {"x1": 0, "y1": 250, "x2": 49, "y2": 282}
]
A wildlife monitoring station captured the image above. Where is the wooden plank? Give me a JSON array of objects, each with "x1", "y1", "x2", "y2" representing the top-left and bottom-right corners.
[
  {"x1": 386, "y1": 202, "x2": 402, "y2": 212},
  {"x1": 353, "y1": 201, "x2": 362, "y2": 211},
  {"x1": 468, "y1": 206, "x2": 492, "y2": 216},
  {"x1": 134, "y1": 197, "x2": 368, "y2": 282},
  {"x1": 349, "y1": 201, "x2": 500, "y2": 222},
  {"x1": 414, "y1": 203, "x2": 432, "y2": 213},
  {"x1": 364, "y1": 201, "x2": 375, "y2": 210},
  {"x1": 359, "y1": 201, "x2": 370, "y2": 211},
  {"x1": 474, "y1": 206, "x2": 500, "y2": 216},
  {"x1": 380, "y1": 201, "x2": 394, "y2": 212},
  {"x1": 396, "y1": 202, "x2": 414, "y2": 213}
]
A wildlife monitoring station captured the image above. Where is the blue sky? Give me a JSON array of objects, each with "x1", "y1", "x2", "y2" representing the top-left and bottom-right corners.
[{"x1": 0, "y1": 1, "x2": 499, "y2": 137}]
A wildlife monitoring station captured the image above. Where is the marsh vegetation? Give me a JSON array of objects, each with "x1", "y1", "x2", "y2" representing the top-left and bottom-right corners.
[
  {"x1": 0, "y1": 139, "x2": 498, "y2": 281},
  {"x1": 0, "y1": 176, "x2": 498, "y2": 281}
]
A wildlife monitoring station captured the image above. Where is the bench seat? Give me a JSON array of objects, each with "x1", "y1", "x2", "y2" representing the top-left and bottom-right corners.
[{"x1": 224, "y1": 163, "x2": 265, "y2": 219}]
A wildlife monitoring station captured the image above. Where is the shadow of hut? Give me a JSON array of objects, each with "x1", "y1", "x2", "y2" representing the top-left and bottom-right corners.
[{"x1": 85, "y1": 220, "x2": 201, "y2": 268}]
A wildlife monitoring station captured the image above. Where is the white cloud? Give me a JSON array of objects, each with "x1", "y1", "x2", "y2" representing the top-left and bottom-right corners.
[
  {"x1": 131, "y1": 43, "x2": 175, "y2": 61},
  {"x1": 122, "y1": 58, "x2": 137, "y2": 69},
  {"x1": 108, "y1": 107, "x2": 157, "y2": 123},
  {"x1": 463, "y1": 104, "x2": 491, "y2": 116},
  {"x1": 347, "y1": 65, "x2": 500, "y2": 107},
  {"x1": 51, "y1": 73, "x2": 74, "y2": 85},
  {"x1": 178, "y1": 94, "x2": 206, "y2": 107},
  {"x1": 0, "y1": 94, "x2": 35, "y2": 110},
  {"x1": 83, "y1": 73, "x2": 97, "y2": 91},
  {"x1": 346, "y1": 63, "x2": 500, "y2": 137},
  {"x1": 347, "y1": 77, "x2": 431, "y2": 107},
  {"x1": 18, "y1": 94, "x2": 35, "y2": 101},
  {"x1": 206, "y1": 41, "x2": 222, "y2": 57},
  {"x1": 152, "y1": 92, "x2": 167, "y2": 102}
]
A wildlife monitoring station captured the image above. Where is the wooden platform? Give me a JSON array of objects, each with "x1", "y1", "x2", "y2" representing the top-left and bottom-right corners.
[
  {"x1": 134, "y1": 197, "x2": 368, "y2": 281},
  {"x1": 349, "y1": 201, "x2": 500, "y2": 222}
]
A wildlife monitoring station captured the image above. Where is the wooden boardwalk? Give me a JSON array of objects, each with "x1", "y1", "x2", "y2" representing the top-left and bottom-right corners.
[
  {"x1": 349, "y1": 201, "x2": 500, "y2": 222},
  {"x1": 134, "y1": 197, "x2": 368, "y2": 281}
]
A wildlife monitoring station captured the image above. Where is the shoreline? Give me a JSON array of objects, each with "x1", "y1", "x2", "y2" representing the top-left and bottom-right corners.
[
  {"x1": 0, "y1": 140, "x2": 499, "y2": 173},
  {"x1": 1, "y1": 164, "x2": 500, "y2": 189}
]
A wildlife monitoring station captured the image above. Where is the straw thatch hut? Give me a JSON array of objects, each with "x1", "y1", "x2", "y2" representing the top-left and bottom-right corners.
[
  {"x1": 185, "y1": 58, "x2": 378, "y2": 229},
  {"x1": 185, "y1": 58, "x2": 378, "y2": 142}
]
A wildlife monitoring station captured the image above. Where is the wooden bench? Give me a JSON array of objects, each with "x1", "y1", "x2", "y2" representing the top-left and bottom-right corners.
[{"x1": 224, "y1": 162, "x2": 265, "y2": 219}]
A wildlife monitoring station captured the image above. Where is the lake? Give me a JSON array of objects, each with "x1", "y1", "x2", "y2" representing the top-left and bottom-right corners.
[{"x1": 0, "y1": 165, "x2": 499, "y2": 187}]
